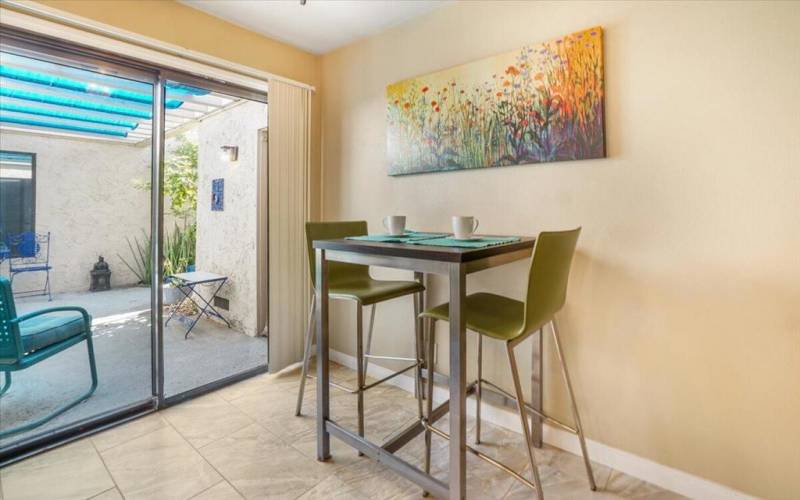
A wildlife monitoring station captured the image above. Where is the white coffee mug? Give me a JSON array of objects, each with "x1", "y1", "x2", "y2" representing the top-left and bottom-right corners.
[
  {"x1": 383, "y1": 215, "x2": 406, "y2": 236},
  {"x1": 452, "y1": 216, "x2": 479, "y2": 239}
]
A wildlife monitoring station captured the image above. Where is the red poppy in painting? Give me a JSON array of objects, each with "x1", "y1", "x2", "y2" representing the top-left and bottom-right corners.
[
  {"x1": 403, "y1": 102, "x2": 411, "y2": 109},
  {"x1": 431, "y1": 101, "x2": 438, "y2": 107},
  {"x1": 505, "y1": 65, "x2": 520, "y2": 76},
  {"x1": 434, "y1": 106, "x2": 440, "y2": 112},
  {"x1": 421, "y1": 86, "x2": 429, "y2": 93}
]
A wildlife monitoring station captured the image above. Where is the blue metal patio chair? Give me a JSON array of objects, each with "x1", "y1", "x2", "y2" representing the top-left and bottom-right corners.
[
  {"x1": 0, "y1": 276, "x2": 97, "y2": 438},
  {"x1": 7, "y1": 231, "x2": 53, "y2": 300}
]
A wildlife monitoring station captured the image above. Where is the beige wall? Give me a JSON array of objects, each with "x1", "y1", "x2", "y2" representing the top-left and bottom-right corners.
[
  {"x1": 37, "y1": 0, "x2": 323, "y2": 222},
  {"x1": 320, "y1": 1, "x2": 800, "y2": 498}
]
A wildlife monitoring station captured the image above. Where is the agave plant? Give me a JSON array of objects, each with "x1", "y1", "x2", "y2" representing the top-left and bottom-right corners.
[{"x1": 118, "y1": 230, "x2": 152, "y2": 284}]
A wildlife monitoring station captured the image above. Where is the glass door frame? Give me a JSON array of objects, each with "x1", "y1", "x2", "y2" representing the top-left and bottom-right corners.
[{"x1": 0, "y1": 25, "x2": 268, "y2": 464}]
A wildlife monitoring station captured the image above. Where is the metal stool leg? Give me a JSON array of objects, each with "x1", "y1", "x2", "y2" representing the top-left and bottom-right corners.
[
  {"x1": 507, "y1": 341, "x2": 544, "y2": 500},
  {"x1": 356, "y1": 302, "x2": 365, "y2": 454},
  {"x1": 475, "y1": 333, "x2": 483, "y2": 444},
  {"x1": 295, "y1": 295, "x2": 317, "y2": 416},
  {"x1": 551, "y1": 318, "x2": 597, "y2": 490},
  {"x1": 363, "y1": 304, "x2": 376, "y2": 375},
  {"x1": 414, "y1": 290, "x2": 424, "y2": 418}
]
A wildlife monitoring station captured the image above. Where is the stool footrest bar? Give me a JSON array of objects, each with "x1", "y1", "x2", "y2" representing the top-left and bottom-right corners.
[
  {"x1": 480, "y1": 378, "x2": 578, "y2": 434},
  {"x1": 424, "y1": 421, "x2": 538, "y2": 492},
  {"x1": 326, "y1": 419, "x2": 449, "y2": 499}
]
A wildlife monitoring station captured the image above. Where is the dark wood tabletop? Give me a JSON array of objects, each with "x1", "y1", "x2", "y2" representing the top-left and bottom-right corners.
[{"x1": 312, "y1": 235, "x2": 536, "y2": 263}]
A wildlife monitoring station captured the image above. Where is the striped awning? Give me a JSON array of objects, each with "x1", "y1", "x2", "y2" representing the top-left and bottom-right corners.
[{"x1": 0, "y1": 51, "x2": 239, "y2": 144}]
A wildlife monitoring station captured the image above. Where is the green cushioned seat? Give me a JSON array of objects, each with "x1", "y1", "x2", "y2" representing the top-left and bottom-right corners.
[
  {"x1": 330, "y1": 278, "x2": 424, "y2": 306},
  {"x1": 306, "y1": 220, "x2": 423, "y2": 305},
  {"x1": 420, "y1": 292, "x2": 524, "y2": 341},
  {"x1": 20, "y1": 313, "x2": 89, "y2": 353}
]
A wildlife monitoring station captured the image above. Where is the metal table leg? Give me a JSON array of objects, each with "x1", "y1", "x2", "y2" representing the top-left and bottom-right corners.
[
  {"x1": 316, "y1": 248, "x2": 331, "y2": 461},
  {"x1": 448, "y1": 263, "x2": 467, "y2": 500}
]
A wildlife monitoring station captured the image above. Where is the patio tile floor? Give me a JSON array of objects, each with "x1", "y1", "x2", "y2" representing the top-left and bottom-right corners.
[
  {"x1": 0, "y1": 362, "x2": 687, "y2": 500},
  {"x1": 0, "y1": 286, "x2": 266, "y2": 447}
]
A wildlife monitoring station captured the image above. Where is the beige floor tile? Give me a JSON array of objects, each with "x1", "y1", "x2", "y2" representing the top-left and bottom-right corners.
[
  {"x1": 100, "y1": 425, "x2": 220, "y2": 500},
  {"x1": 89, "y1": 488, "x2": 124, "y2": 500},
  {"x1": 295, "y1": 474, "x2": 370, "y2": 500},
  {"x1": 192, "y1": 481, "x2": 245, "y2": 500},
  {"x1": 163, "y1": 393, "x2": 255, "y2": 448},
  {"x1": 92, "y1": 413, "x2": 169, "y2": 452},
  {"x1": 0, "y1": 440, "x2": 114, "y2": 500},
  {"x1": 199, "y1": 423, "x2": 334, "y2": 500}
]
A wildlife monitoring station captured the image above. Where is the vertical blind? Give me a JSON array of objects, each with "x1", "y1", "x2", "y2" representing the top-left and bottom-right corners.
[{"x1": 267, "y1": 80, "x2": 311, "y2": 373}]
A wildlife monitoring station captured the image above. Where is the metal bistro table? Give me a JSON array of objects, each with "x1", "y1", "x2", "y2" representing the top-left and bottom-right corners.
[
  {"x1": 166, "y1": 271, "x2": 231, "y2": 339},
  {"x1": 313, "y1": 235, "x2": 539, "y2": 499}
]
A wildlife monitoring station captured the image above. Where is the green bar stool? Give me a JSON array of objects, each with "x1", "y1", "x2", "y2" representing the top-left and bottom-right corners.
[
  {"x1": 296, "y1": 221, "x2": 426, "y2": 444},
  {"x1": 420, "y1": 228, "x2": 595, "y2": 499}
]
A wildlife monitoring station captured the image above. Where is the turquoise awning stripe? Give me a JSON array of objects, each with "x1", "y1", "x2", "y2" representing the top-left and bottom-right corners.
[
  {"x1": 0, "y1": 65, "x2": 185, "y2": 109},
  {"x1": 0, "y1": 115, "x2": 128, "y2": 137},
  {"x1": 0, "y1": 102, "x2": 139, "y2": 129},
  {"x1": 0, "y1": 87, "x2": 151, "y2": 119}
]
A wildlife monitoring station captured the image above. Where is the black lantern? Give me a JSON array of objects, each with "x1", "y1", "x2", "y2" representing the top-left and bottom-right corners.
[{"x1": 90, "y1": 256, "x2": 111, "y2": 292}]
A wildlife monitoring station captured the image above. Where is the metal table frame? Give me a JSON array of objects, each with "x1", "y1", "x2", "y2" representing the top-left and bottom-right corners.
[
  {"x1": 313, "y1": 236, "x2": 539, "y2": 499},
  {"x1": 165, "y1": 272, "x2": 231, "y2": 339}
]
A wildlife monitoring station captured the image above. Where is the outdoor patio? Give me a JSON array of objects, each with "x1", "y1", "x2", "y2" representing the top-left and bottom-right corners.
[{"x1": 0, "y1": 286, "x2": 267, "y2": 446}]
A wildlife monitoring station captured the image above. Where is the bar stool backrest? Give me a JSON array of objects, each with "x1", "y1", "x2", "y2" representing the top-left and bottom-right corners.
[
  {"x1": 521, "y1": 228, "x2": 582, "y2": 335},
  {"x1": 0, "y1": 277, "x2": 21, "y2": 361},
  {"x1": 305, "y1": 221, "x2": 371, "y2": 289}
]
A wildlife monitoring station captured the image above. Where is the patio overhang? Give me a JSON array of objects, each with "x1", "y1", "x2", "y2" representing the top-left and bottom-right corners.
[{"x1": 0, "y1": 51, "x2": 241, "y2": 145}]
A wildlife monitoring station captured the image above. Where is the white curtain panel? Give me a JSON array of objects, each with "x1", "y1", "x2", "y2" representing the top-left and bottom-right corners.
[{"x1": 267, "y1": 80, "x2": 311, "y2": 373}]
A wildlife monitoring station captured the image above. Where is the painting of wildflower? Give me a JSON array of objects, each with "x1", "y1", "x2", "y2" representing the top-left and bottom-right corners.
[{"x1": 386, "y1": 27, "x2": 604, "y2": 175}]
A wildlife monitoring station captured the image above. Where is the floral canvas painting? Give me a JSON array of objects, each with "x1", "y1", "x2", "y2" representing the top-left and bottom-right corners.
[{"x1": 386, "y1": 27, "x2": 605, "y2": 176}]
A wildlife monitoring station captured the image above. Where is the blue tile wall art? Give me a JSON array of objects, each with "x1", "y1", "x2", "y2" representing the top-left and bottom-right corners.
[{"x1": 212, "y1": 178, "x2": 224, "y2": 211}]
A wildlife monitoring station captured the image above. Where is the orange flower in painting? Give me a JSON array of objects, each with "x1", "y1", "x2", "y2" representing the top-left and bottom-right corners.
[
  {"x1": 431, "y1": 100, "x2": 438, "y2": 107},
  {"x1": 434, "y1": 106, "x2": 440, "y2": 112},
  {"x1": 394, "y1": 99, "x2": 399, "y2": 104},
  {"x1": 503, "y1": 80, "x2": 511, "y2": 87},
  {"x1": 496, "y1": 92, "x2": 502, "y2": 97},
  {"x1": 505, "y1": 65, "x2": 520, "y2": 76},
  {"x1": 403, "y1": 102, "x2": 411, "y2": 109},
  {"x1": 421, "y1": 86, "x2": 429, "y2": 93},
  {"x1": 534, "y1": 73, "x2": 544, "y2": 81}
]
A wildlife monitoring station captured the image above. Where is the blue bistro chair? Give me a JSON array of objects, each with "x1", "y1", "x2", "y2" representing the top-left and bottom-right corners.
[
  {"x1": 0, "y1": 276, "x2": 97, "y2": 438},
  {"x1": 7, "y1": 231, "x2": 53, "y2": 301}
]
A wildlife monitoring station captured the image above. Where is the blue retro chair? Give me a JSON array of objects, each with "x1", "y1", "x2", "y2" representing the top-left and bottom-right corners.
[
  {"x1": 0, "y1": 276, "x2": 97, "y2": 438},
  {"x1": 7, "y1": 231, "x2": 53, "y2": 301}
]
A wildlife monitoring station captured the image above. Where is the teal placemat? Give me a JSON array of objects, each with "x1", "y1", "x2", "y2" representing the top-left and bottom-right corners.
[
  {"x1": 409, "y1": 236, "x2": 521, "y2": 248},
  {"x1": 346, "y1": 230, "x2": 448, "y2": 243}
]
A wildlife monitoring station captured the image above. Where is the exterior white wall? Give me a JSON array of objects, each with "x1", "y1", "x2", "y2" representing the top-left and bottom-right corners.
[
  {"x1": 196, "y1": 101, "x2": 267, "y2": 336},
  {"x1": 0, "y1": 131, "x2": 151, "y2": 294}
]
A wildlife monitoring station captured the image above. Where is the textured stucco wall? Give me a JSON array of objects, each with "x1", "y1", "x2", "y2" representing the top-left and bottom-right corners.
[
  {"x1": 196, "y1": 101, "x2": 267, "y2": 336},
  {"x1": 0, "y1": 132, "x2": 151, "y2": 293}
]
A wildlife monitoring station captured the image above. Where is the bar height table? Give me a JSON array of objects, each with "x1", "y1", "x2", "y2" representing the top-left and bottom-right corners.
[{"x1": 313, "y1": 235, "x2": 537, "y2": 499}]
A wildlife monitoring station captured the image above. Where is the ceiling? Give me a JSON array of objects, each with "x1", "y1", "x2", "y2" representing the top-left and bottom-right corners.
[{"x1": 179, "y1": 0, "x2": 451, "y2": 55}]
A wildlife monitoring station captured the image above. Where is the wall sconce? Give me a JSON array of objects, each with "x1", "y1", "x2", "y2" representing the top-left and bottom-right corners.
[{"x1": 220, "y1": 145, "x2": 239, "y2": 162}]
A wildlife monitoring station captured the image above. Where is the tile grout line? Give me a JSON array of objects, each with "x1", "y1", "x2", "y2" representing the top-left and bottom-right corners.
[
  {"x1": 89, "y1": 440, "x2": 124, "y2": 500},
  {"x1": 161, "y1": 413, "x2": 248, "y2": 500},
  {"x1": 186, "y1": 478, "x2": 226, "y2": 500}
]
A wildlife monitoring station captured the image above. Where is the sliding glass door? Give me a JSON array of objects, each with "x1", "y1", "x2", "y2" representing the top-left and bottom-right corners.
[
  {"x1": 159, "y1": 77, "x2": 268, "y2": 400},
  {"x1": 0, "y1": 28, "x2": 269, "y2": 460},
  {"x1": 0, "y1": 38, "x2": 157, "y2": 452}
]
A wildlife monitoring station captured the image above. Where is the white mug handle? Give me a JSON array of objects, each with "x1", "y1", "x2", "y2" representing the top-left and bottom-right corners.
[{"x1": 472, "y1": 219, "x2": 480, "y2": 233}]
